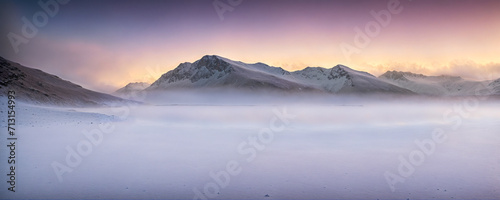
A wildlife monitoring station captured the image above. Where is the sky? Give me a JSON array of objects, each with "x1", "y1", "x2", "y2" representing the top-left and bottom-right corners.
[{"x1": 1, "y1": 0, "x2": 499, "y2": 93}]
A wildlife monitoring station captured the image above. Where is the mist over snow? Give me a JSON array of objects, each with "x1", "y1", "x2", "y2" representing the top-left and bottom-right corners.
[{"x1": 1, "y1": 94, "x2": 499, "y2": 199}]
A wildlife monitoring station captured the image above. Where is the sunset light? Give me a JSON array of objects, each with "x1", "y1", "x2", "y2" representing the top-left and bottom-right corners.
[{"x1": 1, "y1": 0, "x2": 499, "y2": 92}]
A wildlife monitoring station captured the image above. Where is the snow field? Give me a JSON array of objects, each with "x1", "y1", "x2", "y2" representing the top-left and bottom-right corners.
[{"x1": 1, "y1": 99, "x2": 499, "y2": 199}]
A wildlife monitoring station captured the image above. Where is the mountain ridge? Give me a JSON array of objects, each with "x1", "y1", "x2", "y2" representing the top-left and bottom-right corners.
[
  {"x1": 0, "y1": 56, "x2": 129, "y2": 106},
  {"x1": 3, "y1": 54, "x2": 499, "y2": 107},
  {"x1": 144, "y1": 55, "x2": 414, "y2": 95},
  {"x1": 379, "y1": 70, "x2": 496, "y2": 96}
]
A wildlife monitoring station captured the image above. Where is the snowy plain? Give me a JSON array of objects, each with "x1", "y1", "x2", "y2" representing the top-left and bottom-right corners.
[{"x1": 1, "y1": 95, "x2": 500, "y2": 199}]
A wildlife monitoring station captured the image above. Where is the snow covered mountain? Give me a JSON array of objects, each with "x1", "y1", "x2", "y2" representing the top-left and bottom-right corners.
[
  {"x1": 147, "y1": 55, "x2": 314, "y2": 92},
  {"x1": 0, "y1": 56, "x2": 128, "y2": 106},
  {"x1": 114, "y1": 82, "x2": 150, "y2": 97},
  {"x1": 147, "y1": 55, "x2": 412, "y2": 94},
  {"x1": 379, "y1": 71, "x2": 492, "y2": 96},
  {"x1": 487, "y1": 78, "x2": 500, "y2": 95},
  {"x1": 289, "y1": 65, "x2": 413, "y2": 94}
]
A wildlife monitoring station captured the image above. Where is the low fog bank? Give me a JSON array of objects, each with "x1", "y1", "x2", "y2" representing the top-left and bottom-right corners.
[
  {"x1": 1, "y1": 91, "x2": 499, "y2": 199},
  {"x1": 123, "y1": 88, "x2": 500, "y2": 107}
]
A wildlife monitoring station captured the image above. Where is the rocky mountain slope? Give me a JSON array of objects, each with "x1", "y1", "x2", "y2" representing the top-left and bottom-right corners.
[{"x1": 0, "y1": 56, "x2": 128, "y2": 106}]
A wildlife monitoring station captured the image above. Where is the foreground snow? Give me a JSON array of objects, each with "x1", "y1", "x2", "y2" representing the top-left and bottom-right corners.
[{"x1": 1, "y1": 98, "x2": 499, "y2": 199}]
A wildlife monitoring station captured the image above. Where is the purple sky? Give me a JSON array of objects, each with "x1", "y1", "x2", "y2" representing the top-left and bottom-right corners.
[{"x1": 1, "y1": 0, "x2": 499, "y2": 92}]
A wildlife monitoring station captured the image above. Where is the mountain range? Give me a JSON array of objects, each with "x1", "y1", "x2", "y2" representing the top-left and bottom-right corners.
[
  {"x1": 145, "y1": 55, "x2": 413, "y2": 94},
  {"x1": 1, "y1": 55, "x2": 499, "y2": 106},
  {"x1": 121, "y1": 55, "x2": 499, "y2": 97}
]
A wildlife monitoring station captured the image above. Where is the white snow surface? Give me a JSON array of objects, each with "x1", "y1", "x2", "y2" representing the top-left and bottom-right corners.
[{"x1": 1, "y1": 96, "x2": 499, "y2": 199}]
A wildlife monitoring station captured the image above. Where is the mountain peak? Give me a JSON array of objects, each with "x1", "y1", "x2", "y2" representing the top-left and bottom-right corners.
[
  {"x1": 114, "y1": 82, "x2": 150, "y2": 97},
  {"x1": 331, "y1": 64, "x2": 376, "y2": 79},
  {"x1": 380, "y1": 70, "x2": 463, "y2": 82},
  {"x1": 194, "y1": 55, "x2": 232, "y2": 71},
  {"x1": 119, "y1": 82, "x2": 150, "y2": 91},
  {"x1": 329, "y1": 65, "x2": 351, "y2": 80},
  {"x1": 200, "y1": 55, "x2": 224, "y2": 61},
  {"x1": 379, "y1": 71, "x2": 413, "y2": 81},
  {"x1": 333, "y1": 64, "x2": 350, "y2": 69}
]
